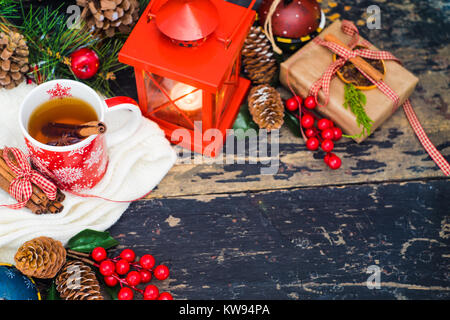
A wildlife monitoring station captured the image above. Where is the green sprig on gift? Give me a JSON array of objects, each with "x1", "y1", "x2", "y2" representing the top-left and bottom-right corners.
[{"x1": 343, "y1": 83, "x2": 373, "y2": 139}]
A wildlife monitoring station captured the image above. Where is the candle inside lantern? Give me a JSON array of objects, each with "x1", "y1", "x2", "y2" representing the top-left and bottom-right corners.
[{"x1": 169, "y1": 83, "x2": 203, "y2": 112}]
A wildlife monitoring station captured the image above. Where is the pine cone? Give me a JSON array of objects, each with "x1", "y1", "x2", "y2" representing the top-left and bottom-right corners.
[
  {"x1": 241, "y1": 26, "x2": 278, "y2": 85},
  {"x1": 14, "y1": 236, "x2": 66, "y2": 279},
  {"x1": 0, "y1": 30, "x2": 29, "y2": 89},
  {"x1": 56, "y1": 260, "x2": 104, "y2": 300},
  {"x1": 248, "y1": 84, "x2": 284, "y2": 131},
  {"x1": 77, "y1": 0, "x2": 141, "y2": 38}
]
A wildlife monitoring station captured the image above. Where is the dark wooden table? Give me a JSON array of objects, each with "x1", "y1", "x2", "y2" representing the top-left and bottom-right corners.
[{"x1": 40, "y1": 0, "x2": 450, "y2": 299}]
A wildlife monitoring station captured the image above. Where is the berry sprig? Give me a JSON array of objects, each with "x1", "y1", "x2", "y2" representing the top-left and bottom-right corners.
[
  {"x1": 285, "y1": 95, "x2": 342, "y2": 170},
  {"x1": 69, "y1": 247, "x2": 172, "y2": 300}
]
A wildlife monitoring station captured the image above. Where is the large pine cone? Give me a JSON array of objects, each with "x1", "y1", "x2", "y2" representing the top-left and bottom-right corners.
[
  {"x1": 14, "y1": 237, "x2": 66, "y2": 279},
  {"x1": 0, "y1": 30, "x2": 29, "y2": 89},
  {"x1": 56, "y1": 260, "x2": 104, "y2": 300},
  {"x1": 248, "y1": 84, "x2": 284, "y2": 131},
  {"x1": 241, "y1": 26, "x2": 278, "y2": 85},
  {"x1": 77, "y1": 0, "x2": 141, "y2": 38}
]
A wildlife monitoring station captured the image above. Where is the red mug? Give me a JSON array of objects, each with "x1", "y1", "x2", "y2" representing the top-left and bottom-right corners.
[{"x1": 18, "y1": 79, "x2": 141, "y2": 192}]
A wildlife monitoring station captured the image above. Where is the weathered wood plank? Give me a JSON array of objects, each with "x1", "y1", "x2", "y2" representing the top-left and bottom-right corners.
[{"x1": 107, "y1": 180, "x2": 450, "y2": 300}]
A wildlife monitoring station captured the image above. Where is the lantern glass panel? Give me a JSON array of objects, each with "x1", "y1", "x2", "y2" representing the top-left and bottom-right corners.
[
  {"x1": 143, "y1": 71, "x2": 203, "y2": 130},
  {"x1": 215, "y1": 58, "x2": 239, "y2": 124}
]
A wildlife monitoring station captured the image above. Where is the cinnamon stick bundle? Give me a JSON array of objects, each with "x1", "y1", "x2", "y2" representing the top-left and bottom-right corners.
[{"x1": 0, "y1": 149, "x2": 65, "y2": 214}]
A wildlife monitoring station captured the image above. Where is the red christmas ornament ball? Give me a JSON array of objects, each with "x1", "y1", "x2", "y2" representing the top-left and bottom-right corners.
[
  {"x1": 158, "y1": 292, "x2": 173, "y2": 300},
  {"x1": 258, "y1": 0, "x2": 321, "y2": 38},
  {"x1": 153, "y1": 265, "x2": 170, "y2": 281},
  {"x1": 70, "y1": 47, "x2": 100, "y2": 80},
  {"x1": 144, "y1": 285, "x2": 160, "y2": 300}
]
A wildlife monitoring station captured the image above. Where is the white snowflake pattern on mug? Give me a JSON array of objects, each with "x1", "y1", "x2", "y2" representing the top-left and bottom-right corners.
[
  {"x1": 52, "y1": 166, "x2": 83, "y2": 184},
  {"x1": 85, "y1": 147, "x2": 104, "y2": 169}
]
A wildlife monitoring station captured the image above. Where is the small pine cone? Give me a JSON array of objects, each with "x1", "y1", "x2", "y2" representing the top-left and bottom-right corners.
[
  {"x1": 0, "y1": 30, "x2": 30, "y2": 89},
  {"x1": 77, "y1": 0, "x2": 141, "y2": 38},
  {"x1": 248, "y1": 84, "x2": 284, "y2": 131},
  {"x1": 56, "y1": 261, "x2": 104, "y2": 300},
  {"x1": 14, "y1": 237, "x2": 66, "y2": 279},
  {"x1": 241, "y1": 26, "x2": 278, "y2": 85}
]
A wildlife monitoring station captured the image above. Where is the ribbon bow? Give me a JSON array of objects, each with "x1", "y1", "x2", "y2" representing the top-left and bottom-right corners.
[
  {"x1": 2, "y1": 147, "x2": 57, "y2": 210},
  {"x1": 309, "y1": 20, "x2": 401, "y2": 109}
]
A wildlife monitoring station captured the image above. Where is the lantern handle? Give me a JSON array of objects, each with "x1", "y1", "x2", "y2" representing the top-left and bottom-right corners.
[{"x1": 215, "y1": 0, "x2": 257, "y2": 48}]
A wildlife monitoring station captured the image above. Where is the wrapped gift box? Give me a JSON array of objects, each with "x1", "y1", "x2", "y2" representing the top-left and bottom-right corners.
[{"x1": 280, "y1": 20, "x2": 419, "y2": 142}]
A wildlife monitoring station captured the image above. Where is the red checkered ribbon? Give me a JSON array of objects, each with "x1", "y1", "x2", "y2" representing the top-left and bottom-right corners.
[
  {"x1": 1, "y1": 147, "x2": 57, "y2": 210},
  {"x1": 307, "y1": 20, "x2": 450, "y2": 176}
]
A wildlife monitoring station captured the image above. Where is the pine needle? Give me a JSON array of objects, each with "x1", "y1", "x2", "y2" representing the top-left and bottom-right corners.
[{"x1": 342, "y1": 83, "x2": 374, "y2": 139}]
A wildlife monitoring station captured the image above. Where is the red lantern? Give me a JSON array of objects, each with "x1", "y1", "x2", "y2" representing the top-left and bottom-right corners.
[{"x1": 119, "y1": 0, "x2": 256, "y2": 156}]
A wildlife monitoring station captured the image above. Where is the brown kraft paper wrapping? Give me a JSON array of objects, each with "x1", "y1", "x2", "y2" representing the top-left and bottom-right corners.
[{"x1": 280, "y1": 20, "x2": 419, "y2": 143}]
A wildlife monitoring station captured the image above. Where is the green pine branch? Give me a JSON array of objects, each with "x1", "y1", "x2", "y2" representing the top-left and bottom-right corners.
[
  {"x1": 0, "y1": 0, "x2": 18, "y2": 19},
  {"x1": 342, "y1": 83, "x2": 374, "y2": 139}
]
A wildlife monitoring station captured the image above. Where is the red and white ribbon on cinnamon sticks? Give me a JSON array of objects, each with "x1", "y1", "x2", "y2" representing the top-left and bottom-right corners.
[
  {"x1": 1, "y1": 147, "x2": 57, "y2": 210},
  {"x1": 307, "y1": 20, "x2": 450, "y2": 176}
]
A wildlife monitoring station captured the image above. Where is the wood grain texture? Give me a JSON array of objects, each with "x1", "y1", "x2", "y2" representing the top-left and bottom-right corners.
[{"x1": 107, "y1": 180, "x2": 450, "y2": 299}]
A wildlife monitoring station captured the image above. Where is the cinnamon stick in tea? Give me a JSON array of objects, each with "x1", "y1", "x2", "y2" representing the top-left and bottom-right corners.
[{"x1": 42, "y1": 121, "x2": 107, "y2": 139}]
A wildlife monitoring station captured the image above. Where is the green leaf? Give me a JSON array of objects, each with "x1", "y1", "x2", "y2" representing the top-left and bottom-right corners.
[
  {"x1": 104, "y1": 284, "x2": 120, "y2": 300},
  {"x1": 68, "y1": 229, "x2": 119, "y2": 253},
  {"x1": 46, "y1": 281, "x2": 61, "y2": 300},
  {"x1": 283, "y1": 111, "x2": 302, "y2": 137},
  {"x1": 232, "y1": 103, "x2": 259, "y2": 140}
]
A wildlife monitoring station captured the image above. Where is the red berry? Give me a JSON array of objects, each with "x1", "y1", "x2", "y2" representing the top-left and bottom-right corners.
[
  {"x1": 304, "y1": 96, "x2": 317, "y2": 109},
  {"x1": 305, "y1": 128, "x2": 316, "y2": 138},
  {"x1": 321, "y1": 139, "x2": 334, "y2": 152},
  {"x1": 153, "y1": 265, "x2": 170, "y2": 281},
  {"x1": 306, "y1": 137, "x2": 319, "y2": 151},
  {"x1": 126, "y1": 271, "x2": 141, "y2": 287},
  {"x1": 99, "y1": 260, "x2": 115, "y2": 276},
  {"x1": 115, "y1": 259, "x2": 130, "y2": 275},
  {"x1": 301, "y1": 114, "x2": 315, "y2": 129},
  {"x1": 328, "y1": 154, "x2": 342, "y2": 170},
  {"x1": 317, "y1": 118, "x2": 331, "y2": 131},
  {"x1": 286, "y1": 96, "x2": 301, "y2": 112},
  {"x1": 324, "y1": 153, "x2": 331, "y2": 165},
  {"x1": 139, "y1": 254, "x2": 155, "y2": 270},
  {"x1": 332, "y1": 127, "x2": 343, "y2": 141},
  {"x1": 158, "y1": 292, "x2": 173, "y2": 300},
  {"x1": 139, "y1": 269, "x2": 152, "y2": 283},
  {"x1": 144, "y1": 285, "x2": 159, "y2": 300},
  {"x1": 91, "y1": 247, "x2": 107, "y2": 262},
  {"x1": 104, "y1": 275, "x2": 118, "y2": 287},
  {"x1": 118, "y1": 287, "x2": 134, "y2": 300},
  {"x1": 120, "y1": 249, "x2": 136, "y2": 262},
  {"x1": 321, "y1": 128, "x2": 334, "y2": 140}
]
